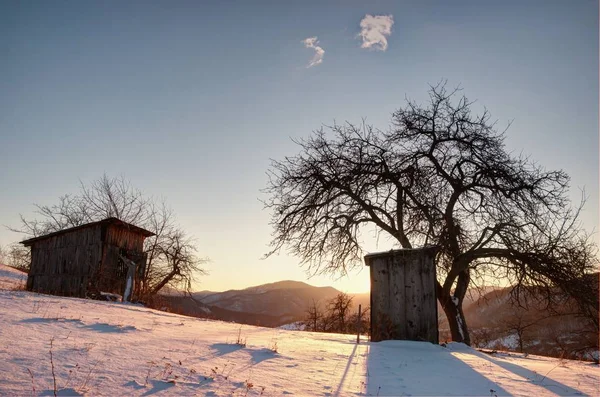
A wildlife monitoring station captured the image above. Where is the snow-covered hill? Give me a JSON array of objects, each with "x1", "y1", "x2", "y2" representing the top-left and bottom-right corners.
[
  {"x1": 0, "y1": 263, "x2": 27, "y2": 290},
  {"x1": 1, "y1": 274, "x2": 598, "y2": 396}
]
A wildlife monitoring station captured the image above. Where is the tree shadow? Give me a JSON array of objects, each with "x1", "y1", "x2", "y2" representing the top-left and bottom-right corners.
[
  {"x1": 209, "y1": 343, "x2": 244, "y2": 357},
  {"x1": 249, "y1": 347, "x2": 278, "y2": 364},
  {"x1": 468, "y1": 349, "x2": 586, "y2": 396},
  {"x1": 39, "y1": 387, "x2": 83, "y2": 396},
  {"x1": 20, "y1": 317, "x2": 82, "y2": 324},
  {"x1": 365, "y1": 340, "x2": 511, "y2": 396},
  {"x1": 333, "y1": 343, "x2": 358, "y2": 396},
  {"x1": 140, "y1": 379, "x2": 176, "y2": 396},
  {"x1": 84, "y1": 322, "x2": 136, "y2": 333}
]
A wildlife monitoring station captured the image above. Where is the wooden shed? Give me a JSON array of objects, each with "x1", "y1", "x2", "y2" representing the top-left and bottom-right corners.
[
  {"x1": 21, "y1": 217, "x2": 154, "y2": 301},
  {"x1": 365, "y1": 247, "x2": 439, "y2": 343}
]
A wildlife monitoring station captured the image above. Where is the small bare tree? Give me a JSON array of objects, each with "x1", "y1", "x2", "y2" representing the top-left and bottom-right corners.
[
  {"x1": 304, "y1": 299, "x2": 324, "y2": 332},
  {"x1": 148, "y1": 229, "x2": 207, "y2": 294},
  {"x1": 504, "y1": 309, "x2": 533, "y2": 353},
  {"x1": 326, "y1": 292, "x2": 354, "y2": 333},
  {"x1": 264, "y1": 82, "x2": 598, "y2": 345}
]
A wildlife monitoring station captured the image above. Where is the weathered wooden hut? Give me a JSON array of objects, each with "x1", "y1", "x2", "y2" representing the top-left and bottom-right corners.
[
  {"x1": 20, "y1": 217, "x2": 154, "y2": 301},
  {"x1": 365, "y1": 247, "x2": 439, "y2": 343}
]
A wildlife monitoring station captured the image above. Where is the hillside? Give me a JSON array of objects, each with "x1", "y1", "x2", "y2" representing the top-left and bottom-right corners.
[
  {"x1": 194, "y1": 280, "x2": 341, "y2": 315},
  {"x1": 1, "y1": 274, "x2": 598, "y2": 396},
  {"x1": 158, "y1": 281, "x2": 369, "y2": 327},
  {"x1": 440, "y1": 280, "x2": 599, "y2": 361},
  {"x1": 0, "y1": 263, "x2": 27, "y2": 290}
]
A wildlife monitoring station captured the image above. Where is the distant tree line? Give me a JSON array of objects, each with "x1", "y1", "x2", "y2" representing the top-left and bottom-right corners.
[{"x1": 303, "y1": 292, "x2": 369, "y2": 335}]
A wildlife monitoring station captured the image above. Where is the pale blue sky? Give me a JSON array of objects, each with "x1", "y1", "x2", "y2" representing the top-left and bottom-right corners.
[{"x1": 1, "y1": 0, "x2": 597, "y2": 293}]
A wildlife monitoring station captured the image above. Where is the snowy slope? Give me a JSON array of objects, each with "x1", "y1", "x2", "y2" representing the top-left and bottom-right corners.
[
  {"x1": 0, "y1": 279, "x2": 598, "y2": 396},
  {"x1": 0, "y1": 263, "x2": 27, "y2": 290}
]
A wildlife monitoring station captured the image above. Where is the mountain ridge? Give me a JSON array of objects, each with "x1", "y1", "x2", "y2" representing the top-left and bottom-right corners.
[{"x1": 157, "y1": 279, "x2": 369, "y2": 327}]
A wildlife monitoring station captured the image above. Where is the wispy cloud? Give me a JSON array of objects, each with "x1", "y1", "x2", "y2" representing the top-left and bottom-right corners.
[
  {"x1": 302, "y1": 36, "x2": 325, "y2": 68},
  {"x1": 358, "y1": 14, "x2": 394, "y2": 51}
]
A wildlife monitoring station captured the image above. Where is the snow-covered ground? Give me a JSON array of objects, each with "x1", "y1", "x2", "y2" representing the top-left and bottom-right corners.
[
  {"x1": 0, "y1": 263, "x2": 27, "y2": 290},
  {"x1": 278, "y1": 321, "x2": 306, "y2": 331},
  {"x1": 0, "y1": 265, "x2": 597, "y2": 396}
]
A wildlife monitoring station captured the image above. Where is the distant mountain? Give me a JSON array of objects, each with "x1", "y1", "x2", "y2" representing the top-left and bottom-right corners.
[
  {"x1": 194, "y1": 280, "x2": 339, "y2": 316},
  {"x1": 154, "y1": 280, "x2": 369, "y2": 328}
]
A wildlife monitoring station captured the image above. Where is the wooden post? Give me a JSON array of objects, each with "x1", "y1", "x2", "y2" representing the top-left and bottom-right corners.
[
  {"x1": 356, "y1": 304, "x2": 362, "y2": 344},
  {"x1": 120, "y1": 255, "x2": 137, "y2": 302}
]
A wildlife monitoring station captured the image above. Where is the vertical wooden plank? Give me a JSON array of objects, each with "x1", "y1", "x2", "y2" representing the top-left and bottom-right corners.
[
  {"x1": 369, "y1": 258, "x2": 386, "y2": 342},
  {"x1": 369, "y1": 264, "x2": 376, "y2": 340},
  {"x1": 389, "y1": 254, "x2": 406, "y2": 339},
  {"x1": 422, "y1": 248, "x2": 438, "y2": 343},
  {"x1": 403, "y1": 251, "x2": 420, "y2": 340},
  {"x1": 377, "y1": 258, "x2": 391, "y2": 341}
]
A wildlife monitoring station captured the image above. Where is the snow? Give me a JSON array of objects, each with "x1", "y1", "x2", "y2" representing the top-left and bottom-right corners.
[
  {"x1": 123, "y1": 278, "x2": 133, "y2": 302},
  {"x1": 278, "y1": 322, "x2": 306, "y2": 331},
  {"x1": 99, "y1": 292, "x2": 122, "y2": 302},
  {"x1": 0, "y1": 270, "x2": 598, "y2": 396},
  {"x1": 0, "y1": 263, "x2": 27, "y2": 290},
  {"x1": 486, "y1": 333, "x2": 520, "y2": 350}
]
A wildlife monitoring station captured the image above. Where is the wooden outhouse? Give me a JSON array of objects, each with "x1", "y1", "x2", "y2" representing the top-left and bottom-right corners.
[
  {"x1": 21, "y1": 217, "x2": 154, "y2": 301},
  {"x1": 365, "y1": 247, "x2": 439, "y2": 343}
]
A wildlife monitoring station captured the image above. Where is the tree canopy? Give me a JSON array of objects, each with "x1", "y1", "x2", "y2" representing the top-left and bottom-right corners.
[{"x1": 265, "y1": 83, "x2": 598, "y2": 344}]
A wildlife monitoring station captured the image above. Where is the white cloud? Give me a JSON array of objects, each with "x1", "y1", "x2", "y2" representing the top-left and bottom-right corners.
[
  {"x1": 358, "y1": 14, "x2": 394, "y2": 51},
  {"x1": 302, "y1": 36, "x2": 325, "y2": 68}
]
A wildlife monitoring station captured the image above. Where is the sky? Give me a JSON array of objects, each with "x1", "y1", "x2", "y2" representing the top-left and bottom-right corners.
[{"x1": 0, "y1": 0, "x2": 598, "y2": 293}]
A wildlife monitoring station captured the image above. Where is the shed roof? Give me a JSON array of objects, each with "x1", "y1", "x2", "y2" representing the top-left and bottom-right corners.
[
  {"x1": 20, "y1": 217, "x2": 155, "y2": 246},
  {"x1": 364, "y1": 246, "x2": 439, "y2": 265}
]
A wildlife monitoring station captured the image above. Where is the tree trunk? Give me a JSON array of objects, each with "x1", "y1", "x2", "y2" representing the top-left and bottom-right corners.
[
  {"x1": 150, "y1": 267, "x2": 179, "y2": 295},
  {"x1": 437, "y1": 281, "x2": 471, "y2": 345}
]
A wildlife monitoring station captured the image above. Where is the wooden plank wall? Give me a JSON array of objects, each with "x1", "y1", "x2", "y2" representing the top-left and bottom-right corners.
[
  {"x1": 26, "y1": 225, "x2": 103, "y2": 297},
  {"x1": 367, "y1": 247, "x2": 438, "y2": 343},
  {"x1": 105, "y1": 225, "x2": 145, "y2": 252},
  {"x1": 26, "y1": 222, "x2": 149, "y2": 299},
  {"x1": 101, "y1": 225, "x2": 147, "y2": 297}
]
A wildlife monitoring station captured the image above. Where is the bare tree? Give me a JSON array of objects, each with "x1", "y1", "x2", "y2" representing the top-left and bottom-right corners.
[
  {"x1": 326, "y1": 292, "x2": 354, "y2": 333},
  {"x1": 304, "y1": 294, "x2": 359, "y2": 334},
  {"x1": 0, "y1": 243, "x2": 31, "y2": 272},
  {"x1": 264, "y1": 82, "x2": 598, "y2": 345},
  {"x1": 304, "y1": 299, "x2": 324, "y2": 332},
  {"x1": 503, "y1": 309, "x2": 534, "y2": 353},
  {"x1": 148, "y1": 229, "x2": 207, "y2": 294},
  {"x1": 10, "y1": 174, "x2": 207, "y2": 297}
]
